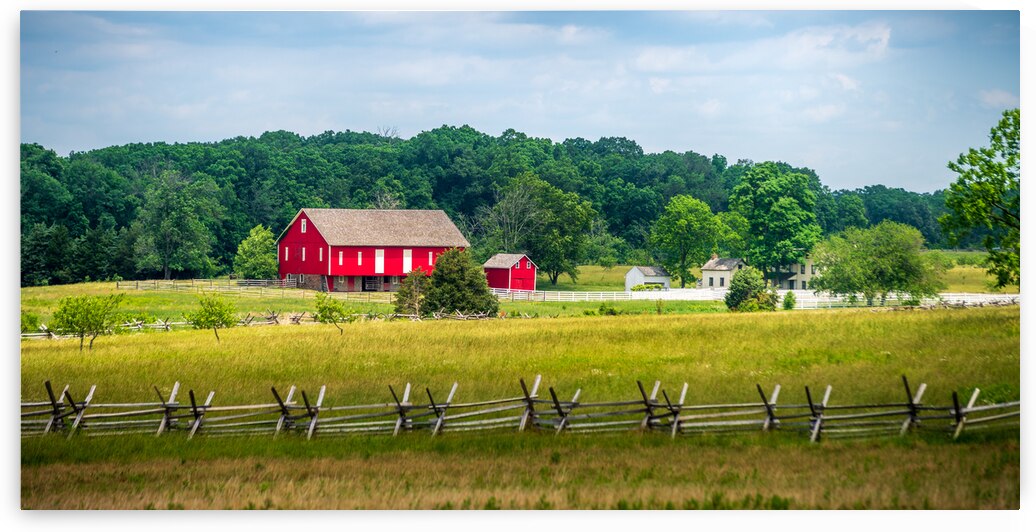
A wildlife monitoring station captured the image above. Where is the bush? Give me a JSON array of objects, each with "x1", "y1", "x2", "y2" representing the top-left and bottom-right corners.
[
  {"x1": 184, "y1": 294, "x2": 237, "y2": 343},
  {"x1": 424, "y1": 249, "x2": 499, "y2": 315},
  {"x1": 782, "y1": 291, "x2": 796, "y2": 310},
  {"x1": 394, "y1": 266, "x2": 431, "y2": 316},
  {"x1": 21, "y1": 312, "x2": 40, "y2": 333},
  {"x1": 51, "y1": 293, "x2": 126, "y2": 351},
  {"x1": 314, "y1": 292, "x2": 349, "y2": 334},
  {"x1": 724, "y1": 267, "x2": 777, "y2": 312}
]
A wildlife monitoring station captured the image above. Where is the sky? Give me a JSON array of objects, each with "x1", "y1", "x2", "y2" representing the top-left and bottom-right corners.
[{"x1": 19, "y1": 9, "x2": 1020, "y2": 192}]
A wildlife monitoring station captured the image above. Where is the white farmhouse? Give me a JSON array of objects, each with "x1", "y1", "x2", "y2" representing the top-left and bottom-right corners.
[
  {"x1": 625, "y1": 266, "x2": 671, "y2": 291},
  {"x1": 700, "y1": 255, "x2": 746, "y2": 289}
]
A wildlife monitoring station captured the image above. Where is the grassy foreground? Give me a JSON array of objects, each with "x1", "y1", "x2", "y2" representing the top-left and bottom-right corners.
[{"x1": 21, "y1": 306, "x2": 1019, "y2": 509}]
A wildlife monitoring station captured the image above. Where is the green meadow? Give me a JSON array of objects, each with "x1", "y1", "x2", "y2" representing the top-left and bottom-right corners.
[{"x1": 21, "y1": 291, "x2": 1019, "y2": 509}]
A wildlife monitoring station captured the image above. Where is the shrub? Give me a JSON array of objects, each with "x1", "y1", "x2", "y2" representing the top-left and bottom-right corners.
[
  {"x1": 782, "y1": 291, "x2": 796, "y2": 310},
  {"x1": 184, "y1": 294, "x2": 237, "y2": 343},
  {"x1": 724, "y1": 267, "x2": 777, "y2": 312},
  {"x1": 424, "y1": 249, "x2": 499, "y2": 315},
  {"x1": 394, "y1": 266, "x2": 430, "y2": 316},
  {"x1": 314, "y1": 292, "x2": 349, "y2": 334},
  {"x1": 51, "y1": 293, "x2": 126, "y2": 351},
  {"x1": 21, "y1": 312, "x2": 41, "y2": 333}
]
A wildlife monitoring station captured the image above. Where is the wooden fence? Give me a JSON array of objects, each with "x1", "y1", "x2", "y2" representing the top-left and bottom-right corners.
[
  {"x1": 21, "y1": 376, "x2": 1018, "y2": 442},
  {"x1": 491, "y1": 287, "x2": 1020, "y2": 309}
]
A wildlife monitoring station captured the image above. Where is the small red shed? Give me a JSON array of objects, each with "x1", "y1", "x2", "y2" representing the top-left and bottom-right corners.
[{"x1": 483, "y1": 253, "x2": 537, "y2": 291}]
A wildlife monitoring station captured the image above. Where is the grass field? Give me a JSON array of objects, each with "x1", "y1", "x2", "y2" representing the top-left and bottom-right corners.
[{"x1": 21, "y1": 303, "x2": 1020, "y2": 509}]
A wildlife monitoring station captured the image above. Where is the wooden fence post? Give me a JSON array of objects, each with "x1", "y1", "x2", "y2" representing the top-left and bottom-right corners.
[
  {"x1": 155, "y1": 382, "x2": 181, "y2": 436},
  {"x1": 43, "y1": 381, "x2": 70, "y2": 434},
  {"x1": 389, "y1": 383, "x2": 412, "y2": 436},
  {"x1": 757, "y1": 384, "x2": 781, "y2": 431},
  {"x1": 807, "y1": 385, "x2": 832, "y2": 443},
  {"x1": 637, "y1": 380, "x2": 661, "y2": 430},
  {"x1": 304, "y1": 386, "x2": 326, "y2": 440},
  {"x1": 664, "y1": 382, "x2": 689, "y2": 438},
  {"x1": 187, "y1": 390, "x2": 215, "y2": 440},
  {"x1": 899, "y1": 376, "x2": 927, "y2": 436},
  {"x1": 428, "y1": 382, "x2": 458, "y2": 436},
  {"x1": 519, "y1": 375, "x2": 542, "y2": 432},
  {"x1": 953, "y1": 388, "x2": 981, "y2": 440},
  {"x1": 64, "y1": 385, "x2": 97, "y2": 439},
  {"x1": 549, "y1": 387, "x2": 581, "y2": 434},
  {"x1": 272, "y1": 385, "x2": 297, "y2": 436}
]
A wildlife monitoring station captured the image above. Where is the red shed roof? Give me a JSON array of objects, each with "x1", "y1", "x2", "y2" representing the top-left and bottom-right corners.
[
  {"x1": 279, "y1": 208, "x2": 470, "y2": 248},
  {"x1": 483, "y1": 253, "x2": 536, "y2": 269}
]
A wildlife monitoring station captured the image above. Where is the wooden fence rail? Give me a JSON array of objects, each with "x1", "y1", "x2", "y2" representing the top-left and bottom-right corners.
[{"x1": 21, "y1": 376, "x2": 1018, "y2": 442}]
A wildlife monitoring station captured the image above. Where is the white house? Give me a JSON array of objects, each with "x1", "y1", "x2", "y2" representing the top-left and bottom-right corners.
[
  {"x1": 700, "y1": 256, "x2": 746, "y2": 289},
  {"x1": 625, "y1": 266, "x2": 671, "y2": 291}
]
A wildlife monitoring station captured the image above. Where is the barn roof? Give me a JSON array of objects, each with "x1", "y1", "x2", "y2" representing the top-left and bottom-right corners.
[
  {"x1": 631, "y1": 266, "x2": 670, "y2": 277},
  {"x1": 281, "y1": 209, "x2": 470, "y2": 248},
  {"x1": 701, "y1": 257, "x2": 745, "y2": 271},
  {"x1": 483, "y1": 253, "x2": 535, "y2": 269}
]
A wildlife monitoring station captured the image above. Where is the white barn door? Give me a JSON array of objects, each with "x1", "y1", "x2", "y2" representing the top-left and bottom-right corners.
[{"x1": 403, "y1": 249, "x2": 412, "y2": 273}]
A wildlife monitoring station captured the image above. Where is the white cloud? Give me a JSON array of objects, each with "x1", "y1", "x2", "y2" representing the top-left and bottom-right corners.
[
  {"x1": 831, "y1": 73, "x2": 860, "y2": 91},
  {"x1": 696, "y1": 98, "x2": 723, "y2": 117},
  {"x1": 648, "y1": 77, "x2": 672, "y2": 94},
  {"x1": 680, "y1": 12, "x2": 774, "y2": 29},
  {"x1": 979, "y1": 89, "x2": 1019, "y2": 109},
  {"x1": 634, "y1": 46, "x2": 711, "y2": 72}
]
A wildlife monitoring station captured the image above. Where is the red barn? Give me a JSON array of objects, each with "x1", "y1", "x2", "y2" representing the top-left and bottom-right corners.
[
  {"x1": 483, "y1": 253, "x2": 537, "y2": 291},
  {"x1": 277, "y1": 208, "x2": 470, "y2": 292}
]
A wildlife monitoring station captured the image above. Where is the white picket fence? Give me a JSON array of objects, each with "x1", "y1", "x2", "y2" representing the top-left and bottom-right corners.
[{"x1": 490, "y1": 288, "x2": 1020, "y2": 309}]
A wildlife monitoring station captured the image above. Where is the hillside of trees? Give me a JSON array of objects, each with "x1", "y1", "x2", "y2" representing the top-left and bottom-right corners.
[{"x1": 20, "y1": 126, "x2": 973, "y2": 286}]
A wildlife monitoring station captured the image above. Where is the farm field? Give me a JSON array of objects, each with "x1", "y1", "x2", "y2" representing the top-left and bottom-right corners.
[{"x1": 21, "y1": 305, "x2": 1019, "y2": 509}]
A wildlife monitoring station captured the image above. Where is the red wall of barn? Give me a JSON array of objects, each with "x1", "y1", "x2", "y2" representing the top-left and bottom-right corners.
[
  {"x1": 485, "y1": 256, "x2": 537, "y2": 291},
  {"x1": 328, "y1": 246, "x2": 453, "y2": 276},
  {"x1": 485, "y1": 268, "x2": 511, "y2": 289},
  {"x1": 278, "y1": 212, "x2": 331, "y2": 279}
]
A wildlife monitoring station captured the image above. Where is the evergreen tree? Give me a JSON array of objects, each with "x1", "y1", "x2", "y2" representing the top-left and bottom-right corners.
[{"x1": 424, "y1": 250, "x2": 499, "y2": 315}]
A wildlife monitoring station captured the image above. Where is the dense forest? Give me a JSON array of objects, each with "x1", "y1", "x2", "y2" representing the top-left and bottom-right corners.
[{"x1": 20, "y1": 125, "x2": 971, "y2": 286}]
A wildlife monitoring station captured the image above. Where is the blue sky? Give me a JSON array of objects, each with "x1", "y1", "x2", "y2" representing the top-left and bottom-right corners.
[{"x1": 20, "y1": 10, "x2": 1019, "y2": 192}]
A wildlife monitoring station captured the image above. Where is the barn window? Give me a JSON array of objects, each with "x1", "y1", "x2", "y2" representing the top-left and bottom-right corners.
[
  {"x1": 515, "y1": 262, "x2": 520, "y2": 269},
  {"x1": 284, "y1": 246, "x2": 289, "y2": 261},
  {"x1": 375, "y1": 249, "x2": 385, "y2": 274},
  {"x1": 428, "y1": 251, "x2": 433, "y2": 265},
  {"x1": 302, "y1": 247, "x2": 306, "y2": 261},
  {"x1": 301, "y1": 219, "x2": 307, "y2": 233},
  {"x1": 319, "y1": 247, "x2": 323, "y2": 261},
  {"x1": 338, "y1": 251, "x2": 343, "y2": 266},
  {"x1": 526, "y1": 261, "x2": 531, "y2": 269},
  {"x1": 403, "y1": 249, "x2": 412, "y2": 273},
  {"x1": 358, "y1": 251, "x2": 363, "y2": 265}
]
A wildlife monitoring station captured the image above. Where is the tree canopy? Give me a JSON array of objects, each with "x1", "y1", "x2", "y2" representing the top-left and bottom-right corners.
[
  {"x1": 940, "y1": 108, "x2": 1020, "y2": 288},
  {"x1": 423, "y1": 249, "x2": 499, "y2": 315},
  {"x1": 810, "y1": 221, "x2": 946, "y2": 305},
  {"x1": 233, "y1": 225, "x2": 279, "y2": 279},
  {"x1": 730, "y1": 162, "x2": 822, "y2": 284},
  {"x1": 650, "y1": 195, "x2": 721, "y2": 288},
  {"x1": 18, "y1": 125, "x2": 964, "y2": 287}
]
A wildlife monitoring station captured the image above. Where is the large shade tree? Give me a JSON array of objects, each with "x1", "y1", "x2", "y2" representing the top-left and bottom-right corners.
[
  {"x1": 810, "y1": 220, "x2": 946, "y2": 305},
  {"x1": 940, "y1": 108, "x2": 1020, "y2": 288},
  {"x1": 132, "y1": 171, "x2": 222, "y2": 279},
  {"x1": 649, "y1": 195, "x2": 721, "y2": 288},
  {"x1": 730, "y1": 162, "x2": 822, "y2": 285}
]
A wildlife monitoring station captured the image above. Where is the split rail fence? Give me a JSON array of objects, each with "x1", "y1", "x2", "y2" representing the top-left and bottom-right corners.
[{"x1": 22, "y1": 376, "x2": 1018, "y2": 443}]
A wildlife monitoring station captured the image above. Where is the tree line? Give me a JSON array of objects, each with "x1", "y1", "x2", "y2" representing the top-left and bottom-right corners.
[{"x1": 21, "y1": 125, "x2": 980, "y2": 287}]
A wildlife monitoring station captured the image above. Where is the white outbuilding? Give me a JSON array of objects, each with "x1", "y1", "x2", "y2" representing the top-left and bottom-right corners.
[{"x1": 624, "y1": 266, "x2": 671, "y2": 291}]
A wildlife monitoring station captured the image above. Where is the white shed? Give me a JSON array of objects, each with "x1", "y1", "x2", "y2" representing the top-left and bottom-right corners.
[{"x1": 625, "y1": 266, "x2": 671, "y2": 291}]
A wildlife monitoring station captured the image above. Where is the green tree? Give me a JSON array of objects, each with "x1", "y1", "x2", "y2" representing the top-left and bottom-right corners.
[
  {"x1": 314, "y1": 292, "x2": 349, "y2": 334},
  {"x1": 724, "y1": 266, "x2": 776, "y2": 312},
  {"x1": 233, "y1": 225, "x2": 279, "y2": 279},
  {"x1": 650, "y1": 195, "x2": 720, "y2": 288},
  {"x1": 394, "y1": 266, "x2": 431, "y2": 316},
  {"x1": 184, "y1": 294, "x2": 237, "y2": 343},
  {"x1": 510, "y1": 174, "x2": 596, "y2": 285},
  {"x1": 730, "y1": 162, "x2": 822, "y2": 285},
  {"x1": 51, "y1": 293, "x2": 125, "y2": 351},
  {"x1": 810, "y1": 221, "x2": 946, "y2": 305},
  {"x1": 940, "y1": 108, "x2": 1020, "y2": 288},
  {"x1": 133, "y1": 171, "x2": 222, "y2": 280},
  {"x1": 424, "y1": 249, "x2": 499, "y2": 315}
]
